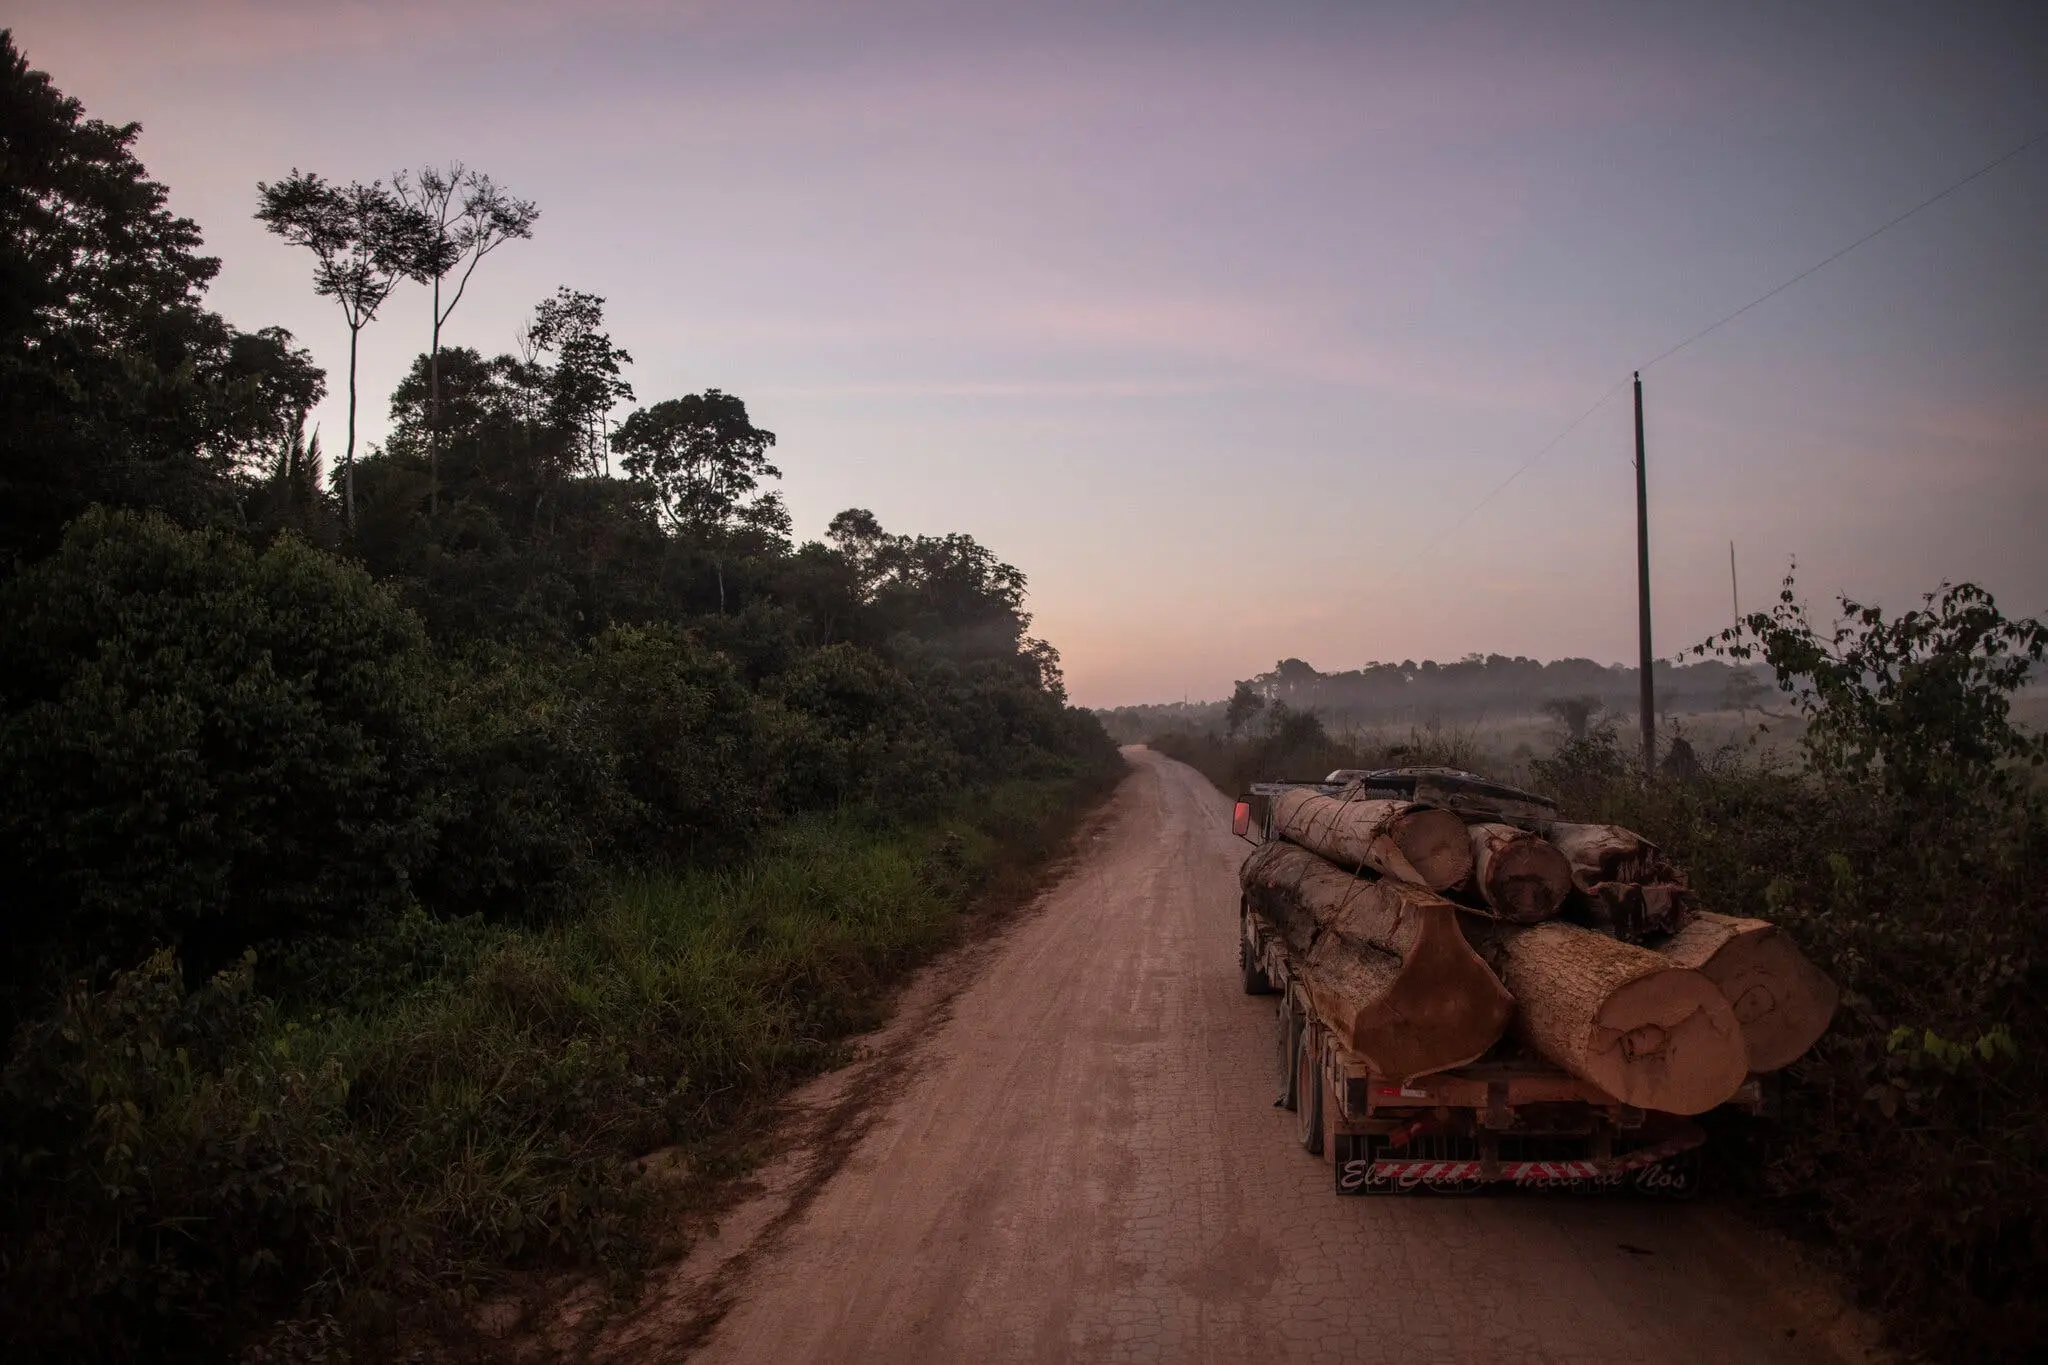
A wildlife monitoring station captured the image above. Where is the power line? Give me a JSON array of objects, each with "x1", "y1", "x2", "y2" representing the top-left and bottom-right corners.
[
  {"x1": 1421, "y1": 380, "x2": 1628, "y2": 549},
  {"x1": 1641, "y1": 127, "x2": 2047, "y2": 373},
  {"x1": 1420, "y1": 126, "x2": 2044, "y2": 547}
]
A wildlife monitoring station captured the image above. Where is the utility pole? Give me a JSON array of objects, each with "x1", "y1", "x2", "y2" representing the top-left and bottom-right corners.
[
  {"x1": 1730, "y1": 540, "x2": 1740, "y2": 631},
  {"x1": 1634, "y1": 371, "x2": 1655, "y2": 778}
]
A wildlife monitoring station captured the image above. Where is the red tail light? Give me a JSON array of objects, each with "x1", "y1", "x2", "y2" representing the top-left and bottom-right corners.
[{"x1": 1231, "y1": 800, "x2": 1252, "y2": 837}]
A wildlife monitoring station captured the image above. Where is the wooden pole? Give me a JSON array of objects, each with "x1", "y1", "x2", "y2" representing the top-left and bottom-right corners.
[
  {"x1": 1634, "y1": 371, "x2": 1654, "y2": 776},
  {"x1": 1730, "y1": 540, "x2": 1740, "y2": 630}
]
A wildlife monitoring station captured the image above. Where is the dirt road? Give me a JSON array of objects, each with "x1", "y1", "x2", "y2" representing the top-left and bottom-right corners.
[{"x1": 668, "y1": 749, "x2": 1842, "y2": 1363}]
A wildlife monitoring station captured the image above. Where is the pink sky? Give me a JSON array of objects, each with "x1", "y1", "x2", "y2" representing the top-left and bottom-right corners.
[{"x1": 14, "y1": 1, "x2": 2047, "y2": 705}]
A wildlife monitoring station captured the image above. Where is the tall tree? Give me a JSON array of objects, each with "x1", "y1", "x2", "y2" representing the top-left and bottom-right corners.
[
  {"x1": 393, "y1": 163, "x2": 538, "y2": 515},
  {"x1": 0, "y1": 30, "x2": 314, "y2": 561},
  {"x1": 526, "y1": 288, "x2": 633, "y2": 477},
  {"x1": 219, "y1": 326, "x2": 326, "y2": 469},
  {"x1": 255, "y1": 171, "x2": 436, "y2": 528},
  {"x1": 613, "y1": 390, "x2": 783, "y2": 612},
  {"x1": 826, "y1": 507, "x2": 896, "y2": 601},
  {"x1": 1225, "y1": 681, "x2": 1267, "y2": 737}
]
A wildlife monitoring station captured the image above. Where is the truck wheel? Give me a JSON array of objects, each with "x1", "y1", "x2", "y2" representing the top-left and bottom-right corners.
[
  {"x1": 1294, "y1": 1022, "x2": 1324, "y2": 1155},
  {"x1": 1240, "y1": 925, "x2": 1274, "y2": 995},
  {"x1": 1277, "y1": 1001, "x2": 1301, "y2": 1110}
]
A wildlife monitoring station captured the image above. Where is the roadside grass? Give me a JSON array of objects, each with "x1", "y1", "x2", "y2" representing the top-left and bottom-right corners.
[{"x1": 1, "y1": 767, "x2": 1123, "y2": 1362}]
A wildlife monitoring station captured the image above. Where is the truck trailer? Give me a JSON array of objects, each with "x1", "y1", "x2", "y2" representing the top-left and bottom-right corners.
[{"x1": 1232, "y1": 768, "x2": 1768, "y2": 1196}]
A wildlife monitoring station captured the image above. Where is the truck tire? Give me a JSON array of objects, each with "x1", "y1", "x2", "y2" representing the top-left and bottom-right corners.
[
  {"x1": 1277, "y1": 1002, "x2": 1301, "y2": 1110},
  {"x1": 1240, "y1": 910, "x2": 1274, "y2": 995},
  {"x1": 1294, "y1": 1021, "x2": 1324, "y2": 1155}
]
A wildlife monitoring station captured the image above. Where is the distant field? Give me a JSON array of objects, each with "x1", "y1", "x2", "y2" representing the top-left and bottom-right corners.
[
  {"x1": 1113, "y1": 687, "x2": 2047, "y2": 788},
  {"x1": 1117, "y1": 703, "x2": 1809, "y2": 786}
]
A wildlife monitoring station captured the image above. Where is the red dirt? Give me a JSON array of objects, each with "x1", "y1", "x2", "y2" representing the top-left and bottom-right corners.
[{"x1": 580, "y1": 748, "x2": 1883, "y2": 1364}]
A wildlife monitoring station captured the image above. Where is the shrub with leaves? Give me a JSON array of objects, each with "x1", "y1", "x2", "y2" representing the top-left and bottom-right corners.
[
  {"x1": 0, "y1": 950, "x2": 350, "y2": 1361},
  {"x1": 1698, "y1": 570, "x2": 2047, "y2": 805},
  {"x1": 571, "y1": 624, "x2": 782, "y2": 860},
  {"x1": 0, "y1": 509, "x2": 442, "y2": 987}
]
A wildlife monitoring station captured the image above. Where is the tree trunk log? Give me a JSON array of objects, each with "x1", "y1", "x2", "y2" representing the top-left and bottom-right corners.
[
  {"x1": 1463, "y1": 919, "x2": 1749, "y2": 1114},
  {"x1": 1572, "y1": 880, "x2": 1698, "y2": 942},
  {"x1": 1466, "y1": 823, "x2": 1573, "y2": 922},
  {"x1": 1240, "y1": 842, "x2": 1512, "y2": 1082},
  {"x1": 1548, "y1": 821, "x2": 1676, "y2": 888},
  {"x1": 1653, "y1": 911, "x2": 1838, "y2": 1072},
  {"x1": 1272, "y1": 789, "x2": 1473, "y2": 892}
]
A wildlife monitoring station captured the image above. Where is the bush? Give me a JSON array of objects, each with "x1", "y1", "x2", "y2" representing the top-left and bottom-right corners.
[
  {"x1": 1699, "y1": 573, "x2": 2046, "y2": 807},
  {"x1": 572, "y1": 625, "x2": 783, "y2": 860},
  {"x1": 421, "y1": 653, "x2": 636, "y2": 921},
  {"x1": 0, "y1": 510, "x2": 442, "y2": 988},
  {"x1": 0, "y1": 949, "x2": 353, "y2": 1360},
  {"x1": 769, "y1": 643, "x2": 944, "y2": 810}
]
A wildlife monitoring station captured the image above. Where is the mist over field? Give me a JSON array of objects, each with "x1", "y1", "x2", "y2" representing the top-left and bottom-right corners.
[{"x1": 1101, "y1": 653, "x2": 1760, "y2": 732}]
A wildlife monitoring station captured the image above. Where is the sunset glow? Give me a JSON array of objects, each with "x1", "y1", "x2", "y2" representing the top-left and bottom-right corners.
[{"x1": 18, "y1": 0, "x2": 2045, "y2": 704}]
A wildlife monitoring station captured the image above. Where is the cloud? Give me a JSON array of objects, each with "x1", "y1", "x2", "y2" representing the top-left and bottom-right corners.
[
  {"x1": 1007, "y1": 294, "x2": 1594, "y2": 412},
  {"x1": 750, "y1": 377, "x2": 1234, "y2": 401},
  {"x1": 11, "y1": 0, "x2": 695, "y2": 68}
]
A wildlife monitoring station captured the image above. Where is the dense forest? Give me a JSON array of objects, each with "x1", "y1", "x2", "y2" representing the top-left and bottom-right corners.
[{"x1": 0, "y1": 32, "x2": 1116, "y2": 1360}]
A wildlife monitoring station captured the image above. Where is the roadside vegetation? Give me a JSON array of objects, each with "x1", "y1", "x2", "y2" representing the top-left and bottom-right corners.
[
  {"x1": 0, "y1": 34, "x2": 1119, "y2": 1362},
  {"x1": 1151, "y1": 578, "x2": 2047, "y2": 1363}
]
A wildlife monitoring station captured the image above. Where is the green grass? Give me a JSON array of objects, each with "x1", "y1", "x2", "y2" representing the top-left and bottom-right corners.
[{"x1": 0, "y1": 769, "x2": 1120, "y2": 1362}]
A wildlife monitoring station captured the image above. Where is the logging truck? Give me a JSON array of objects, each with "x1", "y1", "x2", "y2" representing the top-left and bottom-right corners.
[{"x1": 1231, "y1": 768, "x2": 1771, "y2": 1196}]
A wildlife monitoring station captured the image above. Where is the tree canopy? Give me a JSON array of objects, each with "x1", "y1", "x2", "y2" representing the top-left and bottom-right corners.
[{"x1": 0, "y1": 29, "x2": 309, "y2": 561}]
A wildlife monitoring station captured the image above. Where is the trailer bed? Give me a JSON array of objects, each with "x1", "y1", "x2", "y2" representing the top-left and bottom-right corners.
[{"x1": 1242, "y1": 897, "x2": 1764, "y2": 1196}]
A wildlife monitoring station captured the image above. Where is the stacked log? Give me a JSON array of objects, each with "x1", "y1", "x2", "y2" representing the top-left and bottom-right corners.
[
  {"x1": 1465, "y1": 822, "x2": 1574, "y2": 922},
  {"x1": 1653, "y1": 912, "x2": 1839, "y2": 1072},
  {"x1": 1549, "y1": 821, "x2": 1697, "y2": 939},
  {"x1": 1463, "y1": 919, "x2": 1750, "y2": 1114},
  {"x1": 1548, "y1": 821, "x2": 1667, "y2": 884},
  {"x1": 1239, "y1": 841, "x2": 1512, "y2": 1082},
  {"x1": 1271, "y1": 788, "x2": 1473, "y2": 892},
  {"x1": 1572, "y1": 880, "x2": 1698, "y2": 941},
  {"x1": 1241, "y1": 785, "x2": 1837, "y2": 1110}
]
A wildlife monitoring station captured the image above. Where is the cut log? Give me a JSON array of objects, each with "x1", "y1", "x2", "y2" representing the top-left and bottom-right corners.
[
  {"x1": 1466, "y1": 822, "x2": 1573, "y2": 923},
  {"x1": 1654, "y1": 911, "x2": 1838, "y2": 1072},
  {"x1": 1639, "y1": 883, "x2": 1697, "y2": 935},
  {"x1": 1272, "y1": 788, "x2": 1473, "y2": 892},
  {"x1": 1572, "y1": 880, "x2": 1698, "y2": 942},
  {"x1": 1463, "y1": 919, "x2": 1749, "y2": 1114},
  {"x1": 1240, "y1": 841, "x2": 1512, "y2": 1081},
  {"x1": 1548, "y1": 821, "x2": 1679, "y2": 889}
]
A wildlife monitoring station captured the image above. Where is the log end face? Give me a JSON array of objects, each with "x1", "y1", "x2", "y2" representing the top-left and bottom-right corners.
[
  {"x1": 1349, "y1": 966, "x2": 1514, "y2": 1085},
  {"x1": 1586, "y1": 967, "x2": 1750, "y2": 1115},
  {"x1": 1322, "y1": 896, "x2": 1514, "y2": 1084},
  {"x1": 1397, "y1": 807, "x2": 1477, "y2": 893},
  {"x1": 1704, "y1": 933, "x2": 1842, "y2": 1073},
  {"x1": 1487, "y1": 837, "x2": 1574, "y2": 922}
]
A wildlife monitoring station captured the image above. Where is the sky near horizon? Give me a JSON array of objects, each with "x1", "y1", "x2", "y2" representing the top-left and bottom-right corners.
[{"x1": 13, "y1": 1, "x2": 2047, "y2": 706}]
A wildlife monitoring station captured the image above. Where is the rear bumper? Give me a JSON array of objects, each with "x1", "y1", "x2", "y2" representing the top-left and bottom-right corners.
[{"x1": 1334, "y1": 1127, "x2": 1704, "y2": 1195}]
